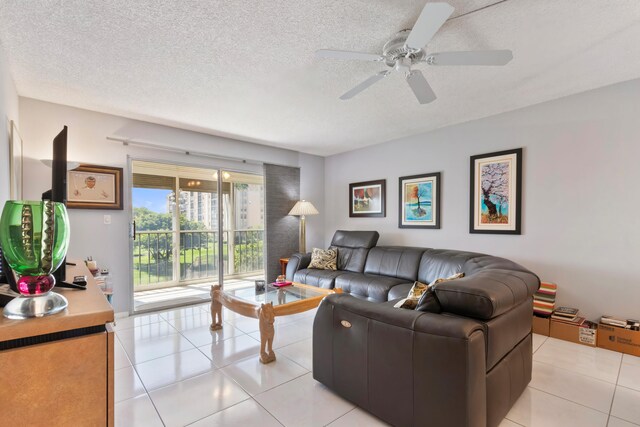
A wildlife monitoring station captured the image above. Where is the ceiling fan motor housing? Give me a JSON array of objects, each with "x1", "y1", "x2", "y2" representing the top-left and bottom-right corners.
[{"x1": 383, "y1": 29, "x2": 426, "y2": 67}]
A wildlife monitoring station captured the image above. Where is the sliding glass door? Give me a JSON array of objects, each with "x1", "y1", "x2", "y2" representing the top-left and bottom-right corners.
[
  {"x1": 131, "y1": 172, "x2": 176, "y2": 288},
  {"x1": 177, "y1": 175, "x2": 221, "y2": 283},
  {"x1": 221, "y1": 171, "x2": 265, "y2": 290},
  {"x1": 131, "y1": 161, "x2": 265, "y2": 312}
]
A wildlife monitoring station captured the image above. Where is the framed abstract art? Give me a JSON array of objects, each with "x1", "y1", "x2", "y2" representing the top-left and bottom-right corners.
[
  {"x1": 399, "y1": 172, "x2": 440, "y2": 229},
  {"x1": 349, "y1": 179, "x2": 386, "y2": 218},
  {"x1": 469, "y1": 148, "x2": 522, "y2": 234}
]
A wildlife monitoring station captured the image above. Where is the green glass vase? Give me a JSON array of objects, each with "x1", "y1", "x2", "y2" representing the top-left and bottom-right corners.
[{"x1": 0, "y1": 200, "x2": 70, "y2": 319}]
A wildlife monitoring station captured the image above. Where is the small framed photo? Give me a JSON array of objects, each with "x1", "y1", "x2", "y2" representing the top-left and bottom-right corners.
[
  {"x1": 470, "y1": 148, "x2": 522, "y2": 234},
  {"x1": 67, "y1": 164, "x2": 123, "y2": 210},
  {"x1": 349, "y1": 179, "x2": 386, "y2": 218},
  {"x1": 399, "y1": 172, "x2": 441, "y2": 229}
]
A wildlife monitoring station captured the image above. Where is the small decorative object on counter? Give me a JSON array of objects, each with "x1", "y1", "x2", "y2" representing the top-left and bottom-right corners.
[
  {"x1": 0, "y1": 200, "x2": 71, "y2": 319},
  {"x1": 276, "y1": 275, "x2": 286, "y2": 283},
  {"x1": 95, "y1": 269, "x2": 113, "y2": 304},
  {"x1": 86, "y1": 256, "x2": 98, "y2": 276}
]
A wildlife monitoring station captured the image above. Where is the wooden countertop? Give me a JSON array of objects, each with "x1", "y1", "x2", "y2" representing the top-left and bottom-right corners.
[{"x1": 0, "y1": 260, "x2": 114, "y2": 342}]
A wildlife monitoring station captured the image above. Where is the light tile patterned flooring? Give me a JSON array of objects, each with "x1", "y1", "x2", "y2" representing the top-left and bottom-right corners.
[
  {"x1": 133, "y1": 275, "x2": 264, "y2": 312},
  {"x1": 114, "y1": 304, "x2": 640, "y2": 427}
]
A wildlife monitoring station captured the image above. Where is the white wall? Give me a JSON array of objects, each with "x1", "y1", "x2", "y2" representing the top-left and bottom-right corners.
[
  {"x1": 299, "y1": 152, "x2": 325, "y2": 251},
  {"x1": 19, "y1": 98, "x2": 324, "y2": 313},
  {"x1": 325, "y1": 79, "x2": 640, "y2": 320},
  {"x1": 0, "y1": 41, "x2": 18, "y2": 204}
]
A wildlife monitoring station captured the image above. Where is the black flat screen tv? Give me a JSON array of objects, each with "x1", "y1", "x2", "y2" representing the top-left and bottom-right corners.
[{"x1": 42, "y1": 126, "x2": 68, "y2": 284}]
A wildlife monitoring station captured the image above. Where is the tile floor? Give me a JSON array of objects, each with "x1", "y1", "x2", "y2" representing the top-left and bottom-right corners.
[
  {"x1": 114, "y1": 304, "x2": 640, "y2": 427},
  {"x1": 133, "y1": 275, "x2": 264, "y2": 312}
]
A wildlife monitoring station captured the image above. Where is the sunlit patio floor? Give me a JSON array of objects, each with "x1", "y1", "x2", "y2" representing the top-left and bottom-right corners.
[{"x1": 133, "y1": 274, "x2": 264, "y2": 313}]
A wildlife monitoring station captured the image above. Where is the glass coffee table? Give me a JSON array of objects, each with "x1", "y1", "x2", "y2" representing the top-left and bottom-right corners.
[{"x1": 210, "y1": 283, "x2": 341, "y2": 364}]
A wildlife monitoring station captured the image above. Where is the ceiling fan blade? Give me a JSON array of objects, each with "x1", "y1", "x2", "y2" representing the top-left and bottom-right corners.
[
  {"x1": 426, "y1": 50, "x2": 513, "y2": 66},
  {"x1": 316, "y1": 49, "x2": 384, "y2": 62},
  {"x1": 406, "y1": 70, "x2": 437, "y2": 104},
  {"x1": 405, "y1": 2, "x2": 455, "y2": 50},
  {"x1": 340, "y1": 71, "x2": 390, "y2": 100}
]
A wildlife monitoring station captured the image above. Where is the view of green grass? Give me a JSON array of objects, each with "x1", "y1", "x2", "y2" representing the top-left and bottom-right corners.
[{"x1": 133, "y1": 236, "x2": 263, "y2": 287}]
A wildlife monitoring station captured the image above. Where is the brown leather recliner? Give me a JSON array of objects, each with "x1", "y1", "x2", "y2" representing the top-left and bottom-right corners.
[{"x1": 312, "y1": 247, "x2": 540, "y2": 427}]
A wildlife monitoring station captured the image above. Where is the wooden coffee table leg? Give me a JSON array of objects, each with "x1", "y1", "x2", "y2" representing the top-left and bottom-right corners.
[
  {"x1": 210, "y1": 285, "x2": 223, "y2": 331},
  {"x1": 258, "y1": 303, "x2": 276, "y2": 364}
]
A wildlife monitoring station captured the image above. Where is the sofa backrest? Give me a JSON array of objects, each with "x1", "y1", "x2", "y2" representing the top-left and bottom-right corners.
[
  {"x1": 418, "y1": 248, "x2": 540, "y2": 320},
  {"x1": 330, "y1": 230, "x2": 379, "y2": 273},
  {"x1": 364, "y1": 246, "x2": 425, "y2": 281},
  {"x1": 417, "y1": 249, "x2": 479, "y2": 284}
]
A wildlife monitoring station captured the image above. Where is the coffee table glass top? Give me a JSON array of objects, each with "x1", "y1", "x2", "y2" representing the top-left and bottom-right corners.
[{"x1": 224, "y1": 283, "x2": 328, "y2": 307}]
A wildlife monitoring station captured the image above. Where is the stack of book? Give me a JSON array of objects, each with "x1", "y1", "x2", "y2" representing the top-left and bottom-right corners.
[
  {"x1": 551, "y1": 306, "x2": 585, "y2": 325},
  {"x1": 533, "y1": 282, "x2": 557, "y2": 317},
  {"x1": 601, "y1": 315, "x2": 640, "y2": 331}
]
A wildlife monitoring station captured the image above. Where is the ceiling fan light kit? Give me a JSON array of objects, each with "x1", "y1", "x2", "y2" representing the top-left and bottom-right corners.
[{"x1": 316, "y1": 2, "x2": 513, "y2": 104}]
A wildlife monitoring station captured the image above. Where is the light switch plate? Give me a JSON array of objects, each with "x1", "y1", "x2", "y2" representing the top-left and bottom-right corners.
[{"x1": 104, "y1": 215, "x2": 111, "y2": 225}]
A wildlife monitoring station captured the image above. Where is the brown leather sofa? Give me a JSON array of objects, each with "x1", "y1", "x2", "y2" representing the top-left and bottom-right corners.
[{"x1": 287, "y1": 230, "x2": 540, "y2": 427}]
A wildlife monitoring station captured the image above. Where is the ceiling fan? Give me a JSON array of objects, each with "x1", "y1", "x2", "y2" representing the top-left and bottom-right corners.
[{"x1": 316, "y1": 2, "x2": 513, "y2": 104}]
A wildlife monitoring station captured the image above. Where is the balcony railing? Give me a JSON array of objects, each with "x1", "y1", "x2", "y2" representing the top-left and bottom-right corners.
[{"x1": 133, "y1": 229, "x2": 264, "y2": 289}]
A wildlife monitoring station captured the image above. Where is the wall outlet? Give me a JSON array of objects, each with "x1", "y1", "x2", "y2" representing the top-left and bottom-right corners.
[{"x1": 103, "y1": 215, "x2": 111, "y2": 225}]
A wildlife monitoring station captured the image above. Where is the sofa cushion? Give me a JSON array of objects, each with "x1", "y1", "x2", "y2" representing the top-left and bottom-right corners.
[
  {"x1": 388, "y1": 283, "x2": 413, "y2": 301},
  {"x1": 330, "y1": 230, "x2": 379, "y2": 273},
  {"x1": 293, "y1": 269, "x2": 347, "y2": 289},
  {"x1": 308, "y1": 247, "x2": 337, "y2": 270},
  {"x1": 364, "y1": 247, "x2": 425, "y2": 281},
  {"x1": 334, "y1": 273, "x2": 410, "y2": 302}
]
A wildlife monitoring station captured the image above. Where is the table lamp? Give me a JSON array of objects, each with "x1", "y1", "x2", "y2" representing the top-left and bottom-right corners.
[{"x1": 288, "y1": 200, "x2": 318, "y2": 253}]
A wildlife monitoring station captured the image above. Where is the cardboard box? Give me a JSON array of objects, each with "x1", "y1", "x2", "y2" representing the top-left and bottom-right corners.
[
  {"x1": 549, "y1": 319, "x2": 597, "y2": 347},
  {"x1": 597, "y1": 324, "x2": 640, "y2": 356},
  {"x1": 532, "y1": 315, "x2": 550, "y2": 336}
]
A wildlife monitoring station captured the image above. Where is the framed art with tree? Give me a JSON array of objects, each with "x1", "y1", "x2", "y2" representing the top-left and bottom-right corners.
[
  {"x1": 469, "y1": 148, "x2": 522, "y2": 234},
  {"x1": 399, "y1": 172, "x2": 441, "y2": 229}
]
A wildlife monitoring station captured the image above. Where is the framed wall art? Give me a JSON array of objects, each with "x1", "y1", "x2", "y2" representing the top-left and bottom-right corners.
[
  {"x1": 399, "y1": 172, "x2": 440, "y2": 229},
  {"x1": 67, "y1": 164, "x2": 123, "y2": 210},
  {"x1": 470, "y1": 148, "x2": 522, "y2": 234},
  {"x1": 349, "y1": 179, "x2": 386, "y2": 218}
]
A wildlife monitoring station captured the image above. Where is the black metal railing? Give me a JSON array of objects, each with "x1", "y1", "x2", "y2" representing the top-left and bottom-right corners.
[{"x1": 133, "y1": 229, "x2": 264, "y2": 288}]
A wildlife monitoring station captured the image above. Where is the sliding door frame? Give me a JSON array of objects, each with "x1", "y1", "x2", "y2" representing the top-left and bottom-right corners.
[{"x1": 127, "y1": 155, "x2": 265, "y2": 315}]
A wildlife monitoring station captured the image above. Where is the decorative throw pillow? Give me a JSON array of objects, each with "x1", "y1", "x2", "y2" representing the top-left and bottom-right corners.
[
  {"x1": 415, "y1": 272, "x2": 465, "y2": 313},
  {"x1": 394, "y1": 272, "x2": 465, "y2": 310},
  {"x1": 308, "y1": 248, "x2": 337, "y2": 270},
  {"x1": 414, "y1": 287, "x2": 441, "y2": 313},
  {"x1": 393, "y1": 281, "x2": 429, "y2": 309}
]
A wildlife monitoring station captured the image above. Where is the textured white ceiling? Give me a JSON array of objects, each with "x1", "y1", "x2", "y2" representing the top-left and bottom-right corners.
[{"x1": 1, "y1": 1, "x2": 639, "y2": 156}]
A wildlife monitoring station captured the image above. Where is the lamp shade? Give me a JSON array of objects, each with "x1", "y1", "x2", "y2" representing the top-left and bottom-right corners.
[
  {"x1": 41, "y1": 159, "x2": 81, "y2": 170},
  {"x1": 288, "y1": 200, "x2": 319, "y2": 216}
]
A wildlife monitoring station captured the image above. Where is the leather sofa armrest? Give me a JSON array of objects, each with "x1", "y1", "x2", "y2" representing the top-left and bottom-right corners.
[
  {"x1": 317, "y1": 293, "x2": 483, "y2": 338},
  {"x1": 435, "y1": 269, "x2": 540, "y2": 320},
  {"x1": 285, "y1": 252, "x2": 311, "y2": 281}
]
